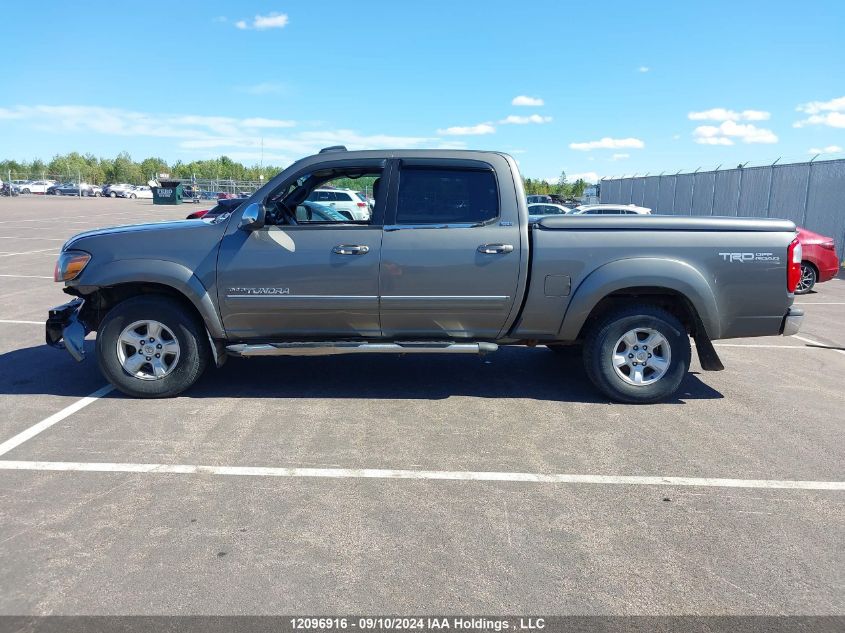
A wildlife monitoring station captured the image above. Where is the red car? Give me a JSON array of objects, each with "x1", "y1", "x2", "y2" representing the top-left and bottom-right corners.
[{"x1": 795, "y1": 227, "x2": 839, "y2": 294}]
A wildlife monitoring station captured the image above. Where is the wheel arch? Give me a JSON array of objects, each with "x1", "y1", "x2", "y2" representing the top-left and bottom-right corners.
[
  {"x1": 73, "y1": 259, "x2": 224, "y2": 338},
  {"x1": 559, "y1": 258, "x2": 721, "y2": 341}
]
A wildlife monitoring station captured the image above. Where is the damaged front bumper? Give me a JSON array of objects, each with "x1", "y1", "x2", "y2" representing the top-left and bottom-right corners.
[{"x1": 46, "y1": 298, "x2": 89, "y2": 362}]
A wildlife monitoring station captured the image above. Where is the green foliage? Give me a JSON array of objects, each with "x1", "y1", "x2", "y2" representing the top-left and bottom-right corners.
[
  {"x1": 523, "y1": 172, "x2": 589, "y2": 198},
  {"x1": 2, "y1": 152, "x2": 589, "y2": 199}
]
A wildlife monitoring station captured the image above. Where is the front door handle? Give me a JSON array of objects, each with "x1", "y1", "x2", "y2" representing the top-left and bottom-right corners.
[
  {"x1": 477, "y1": 243, "x2": 514, "y2": 254},
  {"x1": 332, "y1": 244, "x2": 370, "y2": 255}
]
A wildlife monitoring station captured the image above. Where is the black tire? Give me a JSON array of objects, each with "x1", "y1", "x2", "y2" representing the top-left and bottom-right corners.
[
  {"x1": 129, "y1": 193, "x2": 136, "y2": 199},
  {"x1": 795, "y1": 262, "x2": 817, "y2": 295},
  {"x1": 22, "y1": 188, "x2": 30, "y2": 194},
  {"x1": 110, "y1": 191, "x2": 117, "y2": 198},
  {"x1": 583, "y1": 304, "x2": 691, "y2": 404},
  {"x1": 96, "y1": 295, "x2": 211, "y2": 398}
]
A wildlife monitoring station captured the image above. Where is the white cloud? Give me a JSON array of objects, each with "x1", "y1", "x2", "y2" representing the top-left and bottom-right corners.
[
  {"x1": 213, "y1": 16, "x2": 227, "y2": 23},
  {"x1": 638, "y1": 66, "x2": 650, "y2": 73},
  {"x1": 235, "y1": 12, "x2": 289, "y2": 30},
  {"x1": 795, "y1": 96, "x2": 845, "y2": 115},
  {"x1": 570, "y1": 172, "x2": 599, "y2": 183},
  {"x1": 436, "y1": 123, "x2": 496, "y2": 136},
  {"x1": 569, "y1": 137, "x2": 645, "y2": 151},
  {"x1": 794, "y1": 112, "x2": 845, "y2": 129},
  {"x1": 499, "y1": 114, "x2": 552, "y2": 125},
  {"x1": 241, "y1": 117, "x2": 295, "y2": 129},
  {"x1": 512, "y1": 95, "x2": 544, "y2": 107},
  {"x1": 546, "y1": 172, "x2": 599, "y2": 184},
  {"x1": 693, "y1": 120, "x2": 778, "y2": 145},
  {"x1": 0, "y1": 104, "x2": 457, "y2": 160},
  {"x1": 809, "y1": 145, "x2": 843, "y2": 155},
  {"x1": 611, "y1": 153, "x2": 629, "y2": 161},
  {"x1": 688, "y1": 108, "x2": 771, "y2": 121}
]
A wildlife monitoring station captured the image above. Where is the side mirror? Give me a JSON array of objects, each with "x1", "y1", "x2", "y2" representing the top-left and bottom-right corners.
[{"x1": 238, "y1": 202, "x2": 266, "y2": 230}]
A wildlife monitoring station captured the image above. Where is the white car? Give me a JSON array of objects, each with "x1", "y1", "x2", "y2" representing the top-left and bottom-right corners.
[
  {"x1": 569, "y1": 204, "x2": 652, "y2": 215},
  {"x1": 306, "y1": 188, "x2": 370, "y2": 221},
  {"x1": 18, "y1": 180, "x2": 56, "y2": 194},
  {"x1": 123, "y1": 186, "x2": 153, "y2": 199},
  {"x1": 527, "y1": 202, "x2": 572, "y2": 217}
]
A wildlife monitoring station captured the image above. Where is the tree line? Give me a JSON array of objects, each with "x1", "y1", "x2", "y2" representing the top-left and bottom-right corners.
[{"x1": 1, "y1": 152, "x2": 590, "y2": 195}]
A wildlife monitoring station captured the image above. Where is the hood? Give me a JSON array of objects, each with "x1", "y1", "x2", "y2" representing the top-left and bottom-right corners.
[{"x1": 63, "y1": 218, "x2": 226, "y2": 251}]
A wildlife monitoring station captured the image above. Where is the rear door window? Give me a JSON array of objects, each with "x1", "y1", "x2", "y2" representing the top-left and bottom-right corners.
[{"x1": 396, "y1": 168, "x2": 498, "y2": 225}]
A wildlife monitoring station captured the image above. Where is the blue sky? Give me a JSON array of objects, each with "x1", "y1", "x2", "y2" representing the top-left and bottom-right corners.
[{"x1": 1, "y1": 0, "x2": 844, "y2": 182}]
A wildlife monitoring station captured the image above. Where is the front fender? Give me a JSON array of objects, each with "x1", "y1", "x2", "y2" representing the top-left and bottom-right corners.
[
  {"x1": 558, "y1": 257, "x2": 721, "y2": 340},
  {"x1": 71, "y1": 259, "x2": 225, "y2": 339}
]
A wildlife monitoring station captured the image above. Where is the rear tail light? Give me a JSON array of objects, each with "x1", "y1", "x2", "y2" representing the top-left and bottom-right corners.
[
  {"x1": 820, "y1": 240, "x2": 835, "y2": 251},
  {"x1": 787, "y1": 237, "x2": 802, "y2": 293},
  {"x1": 356, "y1": 202, "x2": 367, "y2": 208}
]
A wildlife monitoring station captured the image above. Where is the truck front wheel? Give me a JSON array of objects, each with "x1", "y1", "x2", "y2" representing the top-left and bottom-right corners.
[
  {"x1": 583, "y1": 305, "x2": 690, "y2": 404},
  {"x1": 96, "y1": 295, "x2": 211, "y2": 398}
]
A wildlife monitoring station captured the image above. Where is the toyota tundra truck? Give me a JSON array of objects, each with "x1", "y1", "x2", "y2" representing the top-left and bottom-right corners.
[{"x1": 46, "y1": 147, "x2": 805, "y2": 403}]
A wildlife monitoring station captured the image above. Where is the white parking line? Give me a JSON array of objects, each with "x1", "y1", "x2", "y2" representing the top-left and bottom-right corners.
[
  {"x1": 0, "y1": 248, "x2": 59, "y2": 257},
  {"x1": 713, "y1": 343, "x2": 809, "y2": 349},
  {"x1": 0, "y1": 274, "x2": 53, "y2": 279},
  {"x1": 795, "y1": 302, "x2": 845, "y2": 305},
  {"x1": 0, "y1": 236, "x2": 66, "y2": 242},
  {"x1": 0, "y1": 460, "x2": 841, "y2": 491},
  {"x1": 792, "y1": 334, "x2": 845, "y2": 356},
  {"x1": 0, "y1": 385, "x2": 114, "y2": 457}
]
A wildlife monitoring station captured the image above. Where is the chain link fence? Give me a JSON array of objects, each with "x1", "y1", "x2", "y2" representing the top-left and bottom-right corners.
[{"x1": 600, "y1": 158, "x2": 845, "y2": 259}]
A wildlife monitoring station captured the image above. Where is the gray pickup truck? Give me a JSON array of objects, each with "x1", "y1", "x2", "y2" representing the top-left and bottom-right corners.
[{"x1": 47, "y1": 147, "x2": 804, "y2": 403}]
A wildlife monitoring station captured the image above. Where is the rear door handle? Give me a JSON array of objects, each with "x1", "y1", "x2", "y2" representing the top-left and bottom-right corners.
[
  {"x1": 477, "y1": 243, "x2": 514, "y2": 254},
  {"x1": 332, "y1": 244, "x2": 370, "y2": 255}
]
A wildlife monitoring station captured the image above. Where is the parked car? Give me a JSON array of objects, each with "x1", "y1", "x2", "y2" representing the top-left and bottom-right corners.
[
  {"x1": 103, "y1": 183, "x2": 135, "y2": 198},
  {"x1": 1, "y1": 183, "x2": 20, "y2": 196},
  {"x1": 528, "y1": 203, "x2": 571, "y2": 219},
  {"x1": 47, "y1": 146, "x2": 804, "y2": 404},
  {"x1": 122, "y1": 186, "x2": 152, "y2": 199},
  {"x1": 182, "y1": 185, "x2": 200, "y2": 202},
  {"x1": 569, "y1": 204, "x2": 652, "y2": 215},
  {"x1": 185, "y1": 198, "x2": 245, "y2": 220},
  {"x1": 795, "y1": 227, "x2": 839, "y2": 294},
  {"x1": 527, "y1": 195, "x2": 553, "y2": 204},
  {"x1": 47, "y1": 183, "x2": 99, "y2": 196},
  {"x1": 19, "y1": 180, "x2": 56, "y2": 194},
  {"x1": 306, "y1": 187, "x2": 370, "y2": 221}
]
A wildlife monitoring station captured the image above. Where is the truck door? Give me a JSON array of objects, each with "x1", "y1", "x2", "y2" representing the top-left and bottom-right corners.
[
  {"x1": 216, "y1": 162, "x2": 387, "y2": 340},
  {"x1": 379, "y1": 160, "x2": 521, "y2": 339}
]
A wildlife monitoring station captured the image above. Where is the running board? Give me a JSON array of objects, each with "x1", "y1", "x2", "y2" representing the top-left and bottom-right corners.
[{"x1": 226, "y1": 341, "x2": 499, "y2": 357}]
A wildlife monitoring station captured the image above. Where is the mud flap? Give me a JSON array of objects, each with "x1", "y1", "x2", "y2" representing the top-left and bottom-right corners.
[{"x1": 694, "y1": 331, "x2": 724, "y2": 371}]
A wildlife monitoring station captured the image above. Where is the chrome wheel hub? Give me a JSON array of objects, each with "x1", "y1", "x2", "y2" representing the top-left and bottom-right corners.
[
  {"x1": 797, "y1": 265, "x2": 814, "y2": 292},
  {"x1": 612, "y1": 327, "x2": 671, "y2": 386},
  {"x1": 116, "y1": 320, "x2": 180, "y2": 381}
]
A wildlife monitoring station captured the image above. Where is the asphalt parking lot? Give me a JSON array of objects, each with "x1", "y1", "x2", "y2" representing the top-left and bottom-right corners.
[{"x1": 0, "y1": 196, "x2": 843, "y2": 615}]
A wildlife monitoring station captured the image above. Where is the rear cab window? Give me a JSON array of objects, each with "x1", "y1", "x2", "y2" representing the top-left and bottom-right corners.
[{"x1": 396, "y1": 168, "x2": 498, "y2": 225}]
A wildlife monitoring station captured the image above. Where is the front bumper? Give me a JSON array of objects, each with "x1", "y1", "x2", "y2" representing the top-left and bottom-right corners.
[
  {"x1": 780, "y1": 306, "x2": 804, "y2": 337},
  {"x1": 46, "y1": 298, "x2": 88, "y2": 361}
]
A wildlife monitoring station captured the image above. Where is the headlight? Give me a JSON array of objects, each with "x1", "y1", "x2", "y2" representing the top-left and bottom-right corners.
[{"x1": 54, "y1": 250, "x2": 91, "y2": 282}]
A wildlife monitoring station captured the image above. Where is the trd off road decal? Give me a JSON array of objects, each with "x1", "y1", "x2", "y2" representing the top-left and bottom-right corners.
[{"x1": 718, "y1": 252, "x2": 781, "y2": 263}]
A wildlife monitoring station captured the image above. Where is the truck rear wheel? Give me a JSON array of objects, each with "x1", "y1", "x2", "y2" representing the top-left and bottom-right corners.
[
  {"x1": 583, "y1": 305, "x2": 690, "y2": 404},
  {"x1": 96, "y1": 295, "x2": 210, "y2": 398}
]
